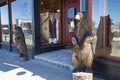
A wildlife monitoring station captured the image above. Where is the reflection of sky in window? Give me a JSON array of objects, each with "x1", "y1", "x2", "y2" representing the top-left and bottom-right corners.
[
  {"x1": 68, "y1": 8, "x2": 75, "y2": 19},
  {"x1": 1, "y1": 0, "x2": 120, "y2": 26},
  {"x1": 92, "y1": 0, "x2": 120, "y2": 27},
  {"x1": 108, "y1": 0, "x2": 120, "y2": 25},
  {"x1": 1, "y1": 0, "x2": 32, "y2": 24},
  {"x1": 1, "y1": 5, "x2": 9, "y2": 25},
  {"x1": 12, "y1": 0, "x2": 32, "y2": 24}
]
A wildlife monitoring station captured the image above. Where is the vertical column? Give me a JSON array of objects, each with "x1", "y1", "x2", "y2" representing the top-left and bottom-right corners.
[
  {"x1": 61, "y1": 0, "x2": 66, "y2": 46},
  {"x1": 100, "y1": 0, "x2": 108, "y2": 48},
  {"x1": 88, "y1": 0, "x2": 92, "y2": 26},
  {"x1": 80, "y1": 0, "x2": 86, "y2": 12},
  {"x1": 80, "y1": 0, "x2": 89, "y2": 12},
  {"x1": 100, "y1": 0, "x2": 108, "y2": 16},
  {"x1": 0, "y1": 8, "x2": 2, "y2": 49},
  {"x1": 32, "y1": 0, "x2": 41, "y2": 55},
  {"x1": 7, "y1": 0, "x2": 13, "y2": 52}
]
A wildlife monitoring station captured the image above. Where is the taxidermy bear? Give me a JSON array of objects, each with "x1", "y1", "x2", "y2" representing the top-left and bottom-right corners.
[
  {"x1": 14, "y1": 26, "x2": 28, "y2": 61},
  {"x1": 72, "y1": 12, "x2": 94, "y2": 72}
]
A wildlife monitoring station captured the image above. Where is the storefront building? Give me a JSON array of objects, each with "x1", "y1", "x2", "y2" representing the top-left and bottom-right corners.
[
  {"x1": 92, "y1": 0, "x2": 120, "y2": 79},
  {"x1": 0, "y1": 0, "x2": 120, "y2": 79},
  {"x1": 0, "y1": 0, "x2": 92, "y2": 53}
]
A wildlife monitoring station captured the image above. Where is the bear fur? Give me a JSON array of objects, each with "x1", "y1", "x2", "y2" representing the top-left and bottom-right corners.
[
  {"x1": 72, "y1": 35, "x2": 94, "y2": 72},
  {"x1": 14, "y1": 27, "x2": 28, "y2": 58},
  {"x1": 74, "y1": 12, "x2": 92, "y2": 47},
  {"x1": 72, "y1": 12, "x2": 94, "y2": 72}
]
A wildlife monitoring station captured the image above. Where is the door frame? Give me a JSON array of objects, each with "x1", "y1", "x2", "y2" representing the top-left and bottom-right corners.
[
  {"x1": 61, "y1": 0, "x2": 92, "y2": 46},
  {"x1": 64, "y1": 0, "x2": 80, "y2": 46}
]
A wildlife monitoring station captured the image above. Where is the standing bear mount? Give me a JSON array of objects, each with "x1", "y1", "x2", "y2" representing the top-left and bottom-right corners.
[
  {"x1": 72, "y1": 12, "x2": 94, "y2": 73},
  {"x1": 14, "y1": 26, "x2": 28, "y2": 61}
]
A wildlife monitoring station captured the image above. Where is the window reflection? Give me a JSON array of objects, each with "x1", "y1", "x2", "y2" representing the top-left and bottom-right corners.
[
  {"x1": 68, "y1": 7, "x2": 76, "y2": 32},
  {"x1": 12, "y1": 0, "x2": 33, "y2": 45},
  {"x1": 1, "y1": 5, "x2": 9, "y2": 42},
  {"x1": 92, "y1": 0, "x2": 120, "y2": 58},
  {"x1": 80, "y1": 0, "x2": 88, "y2": 12}
]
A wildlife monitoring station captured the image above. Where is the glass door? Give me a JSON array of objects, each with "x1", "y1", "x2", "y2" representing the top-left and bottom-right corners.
[{"x1": 64, "y1": 0, "x2": 80, "y2": 46}]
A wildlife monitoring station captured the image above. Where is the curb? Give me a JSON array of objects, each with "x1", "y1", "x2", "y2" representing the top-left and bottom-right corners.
[{"x1": 35, "y1": 56, "x2": 74, "y2": 71}]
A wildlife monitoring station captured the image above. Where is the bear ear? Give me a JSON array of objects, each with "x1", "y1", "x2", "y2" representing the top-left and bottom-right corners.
[
  {"x1": 75, "y1": 12, "x2": 83, "y2": 20},
  {"x1": 75, "y1": 14, "x2": 80, "y2": 20}
]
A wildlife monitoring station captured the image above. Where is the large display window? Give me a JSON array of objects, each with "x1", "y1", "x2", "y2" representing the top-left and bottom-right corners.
[
  {"x1": 92, "y1": 0, "x2": 120, "y2": 59},
  {"x1": 40, "y1": 0, "x2": 61, "y2": 45},
  {"x1": 11, "y1": 0, "x2": 33, "y2": 45},
  {"x1": 1, "y1": 5, "x2": 9, "y2": 42}
]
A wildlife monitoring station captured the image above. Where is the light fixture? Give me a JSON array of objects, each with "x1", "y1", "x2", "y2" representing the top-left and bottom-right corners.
[
  {"x1": 41, "y1": 2, "x2": 43, "y2": 5},
  {"x1": 57, "y1": 9, "x2": 60, "y2": 12}
]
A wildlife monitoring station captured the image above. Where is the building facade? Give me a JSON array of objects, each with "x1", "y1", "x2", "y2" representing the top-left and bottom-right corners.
[
  {"x1": 0, "y1": 0, "x2": 92, "y2": 54},
  {"x1": 0, "y1": 0, "x2": 120, "y2": 79}
]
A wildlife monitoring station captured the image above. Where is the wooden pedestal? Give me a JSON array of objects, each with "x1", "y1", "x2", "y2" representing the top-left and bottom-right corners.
[{"x1": 73, "y1": 72, "x2": 93, "y2": 80}]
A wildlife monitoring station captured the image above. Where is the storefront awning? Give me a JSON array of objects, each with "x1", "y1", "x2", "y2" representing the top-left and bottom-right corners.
[
  {"x1": 40, "y1": 0, "x2": 60, "y2": 12},
  {"x1": 0, "y1": 0, "x2": 15, "y2": 7},
  {"x1": 0, "y1": 0, "x2": 6, "y2": 6}
]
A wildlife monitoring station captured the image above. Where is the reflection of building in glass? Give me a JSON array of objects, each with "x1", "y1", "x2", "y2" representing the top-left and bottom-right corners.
[
  {"x1": 111, "y1": 24, "x2": 120, "y2": 42},
  {"x1": 111, "y1": 25, "x2": 120, "y2": 33},
  {"x1": 2, "y1": 25, "x2": 9, "y2": 34},
  {"x1": 16, "y1": 18, "x2": 32, "y2": 34}
]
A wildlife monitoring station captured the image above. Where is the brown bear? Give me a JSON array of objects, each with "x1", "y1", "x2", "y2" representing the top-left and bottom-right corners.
[
  {"x1": 14, "y1": 26, "x2": 28, "y2": 61},
  {"x1": 72, "y1": 12, "x2": 94, "y2": 72}
]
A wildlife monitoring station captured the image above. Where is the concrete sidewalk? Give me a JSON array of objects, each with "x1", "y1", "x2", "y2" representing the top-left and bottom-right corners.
[
  {"x1": 35, "y1": 49, "x2": 104, "y2": 80},
  {"x1": 0, "y1": 49, "x2": 72, "y2": 80},
  {"x1": 35, "y1": 49, "x2": 74, "y2": 71},
  {"x1": 0, "y1": 49, "x2": 104, "y2": 80}
]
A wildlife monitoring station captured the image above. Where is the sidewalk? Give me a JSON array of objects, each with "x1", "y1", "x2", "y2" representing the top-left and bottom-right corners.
[
  {"x1": 0, "y1": 49, "x2": 72, "y2": 80},
  {"x1": 35, "y1": 49, "x2": 104, "y2": 80},
  {"x1": 35, "y1": 49, "x2": 74, "y2": 71},
  {"x1": 0, "y1": 49, "x2": 104, "y2": 80}
]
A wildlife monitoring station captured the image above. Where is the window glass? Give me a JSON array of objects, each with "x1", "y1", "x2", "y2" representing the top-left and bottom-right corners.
[
  {"x1": 80, "y1": 0, "x2": 88, "y2": 12},
  {"x1": 12, "y1": 0, "x2": 33, "y2": 45},
  {"x1": 92, "y1": 0, "x2": 120, "y2": 58},
  {"x1": 68, "y1": 7, "x2": 76, "y2": 32},
  {"x1": 40, "y1": 0, "x2": 61, "y2": 44},
  {"x1": 1, "y1": 5, "x2": 9, "y2": 42}
]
